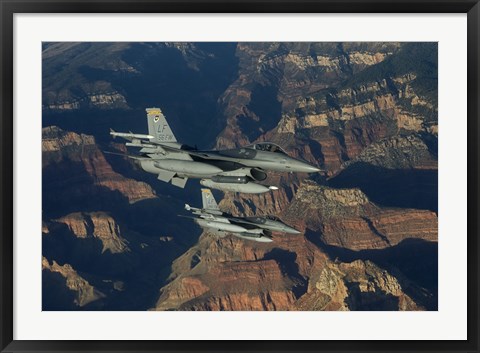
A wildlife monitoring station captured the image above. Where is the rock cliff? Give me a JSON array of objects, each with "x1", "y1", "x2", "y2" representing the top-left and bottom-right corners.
[
  {"x1": 284, "y1": 181, "x2": 437, "y2": 250},
  {"x1": 55, "y1": 212, "x2": 129, "y2": 254},
  {"x1": 43, "y1": 126, "x2": 156, "y2": 213},
  {"x1": 42, "y1": 42, "x2": 438, "y2": 311},
  {"x1": 42, "y1": 257, "x2": 105, "y2": 308},
  {"x1": 153, "y1": 179, "x2": 437, "y2": 311}
]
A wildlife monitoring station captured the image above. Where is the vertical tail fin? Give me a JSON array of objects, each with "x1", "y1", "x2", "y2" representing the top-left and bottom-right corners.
[
  {"x1": 146, "y1": 107, "x2": 177, "y2": 143},
  {"x1": 201, "y1": 189, "x2": 219, "y2": 211}
]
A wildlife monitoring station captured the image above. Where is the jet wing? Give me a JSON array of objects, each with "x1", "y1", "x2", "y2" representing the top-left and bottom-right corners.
[
  {"x1": 148, "y1": 146, "x2": 234, "y2": 161},
  {"x1": 179, "y1": 213, "x2": 229, "y2": 222},
  {"x1": 150, "y1": 144, "x2": 215, "y2": 160},
  {"x1": 179, "y1": 214, "x2": 220, "y2": 222},
  {"x1": 224, "y1": 216, "x2": 263, "y2": 227},
  {"x1": 139, "y1": 142, "x2": 198, "y2": 160},
  {"x1": 178, "y1": 215, "x2": 200, "y2": 220},
  {"x1": 182, "y1": 150, "x2": 233, "y2": 161},
  {"x1": 114, "y1": 138, "x2": 238, "y2": 162},
  {"x1": 103, "y1": 151, "x2": 150, "y2": 161}
]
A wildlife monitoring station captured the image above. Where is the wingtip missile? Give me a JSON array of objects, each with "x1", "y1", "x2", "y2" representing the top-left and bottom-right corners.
[{"x1": 110, "y1": 131, "x2": 155, "y2": 140}]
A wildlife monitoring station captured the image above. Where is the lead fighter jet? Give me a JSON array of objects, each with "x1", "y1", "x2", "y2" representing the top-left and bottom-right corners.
[
  {"x1": 181, "y1": 189, "x2": 301, "y2": 242},
  {"x1": 110, "y1": 107, "x2": 321, "y2": 193}
]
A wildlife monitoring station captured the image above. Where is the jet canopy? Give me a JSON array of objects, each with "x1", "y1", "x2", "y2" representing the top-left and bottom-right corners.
[
  {"x1": 266, "y1": 215, "x2": 281, "y2": 221},
  {"x1": 248, "y1": 142, "x2": 287, "y2": 155}
]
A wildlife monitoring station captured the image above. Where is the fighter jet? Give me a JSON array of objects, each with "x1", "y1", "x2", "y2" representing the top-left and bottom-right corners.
[
  {"x1": 181, "y1": 189, "x2": 301, "y2": 242},
  {"x1": 109, "y1": 107, "x2": 321, "y2": 193}
]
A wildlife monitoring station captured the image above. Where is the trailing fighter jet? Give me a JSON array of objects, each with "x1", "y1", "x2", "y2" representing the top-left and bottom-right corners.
[
  {"x1": 180, "y1": 189, "x2": 301, "y2": 242},
  {"x1": 109, "y1": 107, "x2": 321, "y2": 193}
]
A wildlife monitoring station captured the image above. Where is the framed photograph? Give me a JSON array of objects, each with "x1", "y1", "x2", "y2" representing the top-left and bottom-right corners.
[{"x1": 1, "y1": 0, "x2": 478, "y2": 352}]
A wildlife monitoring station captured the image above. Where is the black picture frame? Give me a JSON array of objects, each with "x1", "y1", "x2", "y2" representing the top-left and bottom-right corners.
[{"x1": 1, "y1": 1, "x2": 478, "y2": 352}]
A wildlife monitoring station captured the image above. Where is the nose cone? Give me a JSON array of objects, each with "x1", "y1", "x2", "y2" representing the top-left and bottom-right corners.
[
  {"x1": 304, "y1": 164, "x2": 322, "y2": 173},
  {"x1": 284, "y1": 226, "x2": 301, "y2": 234},
  {"x1": 292, "y1": 160, "x2": 322, "y2": 173}
]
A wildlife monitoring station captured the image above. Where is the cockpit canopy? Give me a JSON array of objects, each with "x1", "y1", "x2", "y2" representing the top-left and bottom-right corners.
[
  {"x1": 266, "y1": 215, "x2": 281, "y2": 221},
  {"x1": 248, "y1": 142, "x2": 287, "y2": 155}
]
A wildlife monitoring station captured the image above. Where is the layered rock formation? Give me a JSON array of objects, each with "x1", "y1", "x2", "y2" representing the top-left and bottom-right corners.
[
  {"x1": 42, "y1": 42, "x2": 438, "y2": 311},
  {"x1": 154, "y1": 238, "x2": 424, "y2": 311},
  {"x1": 154, "y1": 232, "x2": 312, "y2": 311},
  {"x1": 42, "y1": 42, "x2": 133, "y2": 111},
  {"x1": 296, "y1": 260, "x2": 420, "y2": 311},
  {"x1": 153, "y1": 180, "x2": 436, "y2": 311},
  {"x1": 55, "y1": 212, "x2": 130, "y2": 254},
  {"x1": 216, "y1": 42, "x2": 402, "y2": 148},
  {"x1": 42, "y1": 126, "x2": 156, "y2": 212},
  {"x1": 42, "y1": 257, "x2": 105, "y2": 308},
  {"x1": 283, "y1": 181, "x2": 437, "y2": 250}
]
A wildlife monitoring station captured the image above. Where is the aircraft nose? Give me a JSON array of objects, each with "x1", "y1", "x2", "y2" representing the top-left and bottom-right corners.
[
  {"x1": 295, "y1": 161, "x2": 322, "y2": 173},
  {"x1": 305, "y1": 164, "x2": 322, "y2": 173},
  {"x1": 285, "y1": 226, "x2": 301, "y2": 234}
]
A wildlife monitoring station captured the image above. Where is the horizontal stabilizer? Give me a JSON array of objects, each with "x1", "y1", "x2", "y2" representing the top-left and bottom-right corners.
[
  {"x1": 171, "y1": 176, "x2": 188, "y2": 188},
  {"x1": 157, "y1": 170, "x2": 175, "y2": 182}
]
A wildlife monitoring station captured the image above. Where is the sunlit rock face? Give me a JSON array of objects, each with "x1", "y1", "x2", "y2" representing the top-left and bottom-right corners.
[
  {"x1": 55, "y1": 212, "x2": 130, "y2": 254},
  {"x1": 42, "y1": 257, "x2": 105, "y2": 308},
  {"x1": 42, "y1": 42, "x2": 437, "y2": 311},
  {"x1": 42, "y1": 126, "x2": 156, "y2": 207}
]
